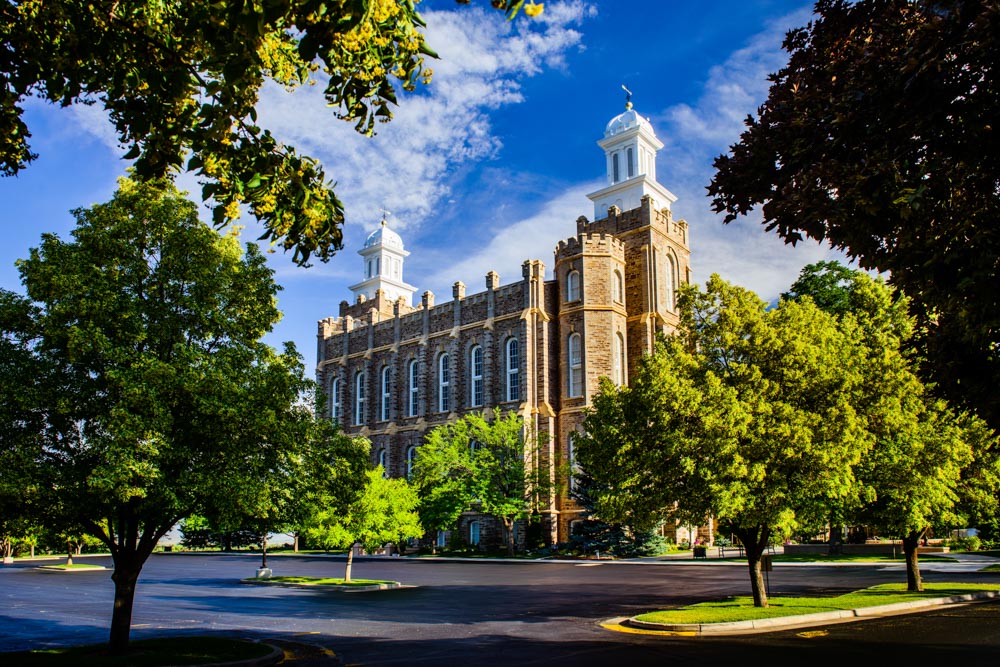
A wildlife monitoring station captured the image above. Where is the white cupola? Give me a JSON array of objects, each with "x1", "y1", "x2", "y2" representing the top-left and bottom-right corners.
[
  {"x1": 348, "y1": 218, "x2": 417, "y2": 307},
  {"x1": 586, "y1": 95, "x2": 677, "y2": 220}
]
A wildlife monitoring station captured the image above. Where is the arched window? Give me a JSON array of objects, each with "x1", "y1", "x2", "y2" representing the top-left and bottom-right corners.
[
  {"x1": 380, "y1": 365, "x2": 391, "y2": 422},
  {"x1": 567, "y1": 270, "x2": 581, "y2": 302},
  {"x1": 406, "y1": 446, "x2": 417, "y2": 479},
  {"x1": 470, "y1": 439, "x2": 481, "y2": 458},
  {"x1": 506, "y1": 338, "x2": 519, "y2": 402},
  {"x1": 568, "y1": 433, "x2": 578, "y2": 491},
  {"x1": 627, "y1": 146, "x2": 634, "y2": 178},
  {"x1": 438, "y1": 353, "x2": 450, "y2": 412},
  {"x1": 408, "y1": 359, "x2": 419, "y2": 417},
  {"x1": 330, "y1": 377, "x2": 341, "y2": 423},
  {"x1": 378, "y1": 449, "x2": 387, "y2": 477},
  {"x1": 470, "y1": 345, "x2": 484, "y2": 407},
  {"x1": 568, "y1": 333, "x2": 583, "y2": 397},
  {"x1": 612, "y1": 269, "x2": 624, "y2": 303},
  {"x1": 666, "y1": 253, "x2": 677, "y2": 311},
  {"x1": 436, "y1": 530, "x2": 447, "y2": 548},
  {"x1": 469, "y1": 520, "x2": 481, "y2": 546},
  {"x1": 612, "y1": 152, "x2": 620, "y2": 183},
  {"x1": 612, "y1": 332, "x2": 625, "y2": 386},
  {"x1": 354, "y1": 370, "x2": 366, "y2": 425}
]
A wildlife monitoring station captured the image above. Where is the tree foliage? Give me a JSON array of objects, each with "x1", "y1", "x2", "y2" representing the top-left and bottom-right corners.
[
  {"x1": 414, "y1": 411, "x2": 541, "y2": 556},
  {"x1": 304, "y1": 465, "x2": 422, "y2": 580},
  {"x1": 708, "y1": 0, "x2": 1000, "y2": 431},
  {"x1": 787, "y1": 262, "x2": 997, "y2": 590},
  {"x1": 576, "y1": 275, "x2": 871, "y2": 607},
  {"x1": 0, "y1": 1, "x2": 540, "y2": 265},
  {"x1": 1, "y1": 178, "x2": 359, "y2": 652}
]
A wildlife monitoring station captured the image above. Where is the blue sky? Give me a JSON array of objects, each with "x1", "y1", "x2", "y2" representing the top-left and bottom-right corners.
[{"x1": 0, "y1": 0, "x2": 842, "y2": 371}]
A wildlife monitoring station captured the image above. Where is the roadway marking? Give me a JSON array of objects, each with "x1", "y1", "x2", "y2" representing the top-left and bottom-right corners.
[
  {"x1": 600, "y1": 618, "x2": 697, "y2": 637},
  {"x1": 797, "y1": 630, "x2": 829, "y2": 638}
]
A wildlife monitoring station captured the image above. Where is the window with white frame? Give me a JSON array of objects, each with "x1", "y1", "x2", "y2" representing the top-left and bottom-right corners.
[
  {"x1": 612, "y1": 332, "x2": 625, "y2": 386},
  {"x1": 568, "y1": 433, "x2": 578, "y2": 491},
  {"x1": 408, "y1": 359, "x2": 419, "y2": 417},
  {"x1": 380, "y1": 365, "x2": 391, "y2": 421},
  {"x1": 627, "y1": 146, "x2": 634, "y2": 178},
  {"x1": 506, "y1": 338, "x2": 519, "y2": 402},
  {"x1": 568, "y1": 333, "x2": 583, "y2": 397},
  {"x1": 406, "y1": 446, "x2": 417, "y2": 479},
  {"x1": 612, "y1": 269, "x2": 624, "y2": 303},
  {"x1": 354, "y1": 371, "x2": 366, "y2": 425},
  {"x1": 567, "y1": 269, "x2": 581, "y2": 302},
  {"x1": 378, "y1": 448, "x2": 387, "y2": 477},
  {"x1": 436, "y1": 530, "x2": 447, "y2": 548},
  {"x1": 612, "y1": 152, "x2": 620, "y2": 182},
  {"x1": 438, "y1": 353, "x2": 450, "y2": 412},
  {"x1": 470, "y1": 345, "x2": 483, "y2": 407},
  {"x1": 666, "y1": 252, "x2": 677, "y2": 311},
  {"x1": 330, "y1": 377, "x2": 341, "y2": 423}
]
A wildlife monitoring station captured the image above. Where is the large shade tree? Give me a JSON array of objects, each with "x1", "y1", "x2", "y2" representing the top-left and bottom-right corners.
[
  {"x1": 0, "y1": 178, "x2": 360, "y2": 653},
  {"x1": 0, "y1": 0, "x2": 542, "y2": 265},
  {"x1": 576, "y1": 276, "x2": 871, "y2": 607},
  {"x1": 708, "y1": 0, "x2": 1000, "y2": 431},
  {"x1": 414, "y1": 411, "x2": 542, "y2": 556},
  {"x1": 786, "y1": 262, "x2": 997, "y2": 590}
]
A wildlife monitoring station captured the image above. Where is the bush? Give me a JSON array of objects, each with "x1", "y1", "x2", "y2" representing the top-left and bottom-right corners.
[{"x1": 951, "y1": 535, "x2": 982, "y2": 552}]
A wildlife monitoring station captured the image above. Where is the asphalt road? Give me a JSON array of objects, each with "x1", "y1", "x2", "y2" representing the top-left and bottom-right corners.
[{"x1": 2, "y1": 553, "x2": 999, "y2": 665}]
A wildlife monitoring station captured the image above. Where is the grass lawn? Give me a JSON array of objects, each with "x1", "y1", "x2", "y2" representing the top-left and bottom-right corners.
[
  {"x1": 1, "y1": 637, "x2": 273, "y2": 667},
  {"x1": 634, "y1": 583, "x2": 1000, "y2": 625},
  {"x1": 250, "y1": 576, "x2": 397, "y2": 586},
  {"x1": 39, "y1": 563, "x2": 107, "y2": 570},
  {"x1": 771, "y1": 553, "x2": 956, "y2": 563},
  {"x1": 981, "y1": 564, "x2": 1000, "y2": 572}
]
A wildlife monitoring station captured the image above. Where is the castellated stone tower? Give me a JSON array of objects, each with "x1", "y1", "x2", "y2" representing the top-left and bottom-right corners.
[{"x1": 315, "y1": 99, "x2": 692, "y2": 549}]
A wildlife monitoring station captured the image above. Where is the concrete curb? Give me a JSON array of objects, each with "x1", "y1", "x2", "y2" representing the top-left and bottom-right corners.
[
  {"x1": 35, "y1": 565, "x2": 108, "y2": 573},
  {"x1": 624, "y1": 590, "x2": 1000, "y2": 635},
  {"x1": 240, "y1": 578, "x2": 408, "y2": 592}
]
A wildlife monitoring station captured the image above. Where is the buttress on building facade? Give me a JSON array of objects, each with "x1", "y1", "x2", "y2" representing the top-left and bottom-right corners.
[{"x1": 317, "y1": 103, "x2": 692, "y2": 548}]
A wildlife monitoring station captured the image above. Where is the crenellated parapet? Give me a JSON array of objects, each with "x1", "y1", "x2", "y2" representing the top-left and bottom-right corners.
[{"x1": 554, "y1": 232, "x2": 626, "y2": 264}]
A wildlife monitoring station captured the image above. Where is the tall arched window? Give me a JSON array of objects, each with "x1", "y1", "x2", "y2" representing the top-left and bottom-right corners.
[
  {"x1": 406, "y1": 446, "x2": 417, "y2": 479},
  {"x1": 568, "y1": 333, "x2": 583, "y2": 397},
  {"x1": 470, "y1": 345, "x2": 483, "y2": 407},
  {"x1": 438, "y1": 353, "x2": 450, "y2": 413},
  {"x1": 612, "y1": 332, "x2": 625, "y2": 386},
  {"x1": 612, "y1": 152, "x2": 620, "y2": 182},
  {"x1": 330, "y1": 377, "x2": 341, "y2": 423},
  {"x1": 612, "y1": 269, "x2": 624, "y2": 303},
  {"x1": 354, "y1": 370, "x2": 366, "y2": 425},
  {"x1": 408, "y1": 359, "x2": 419, "y2": 417},
  {"x1": 506, "y1": 338, "x2": 519, "y2": 402},
  {"x1": 380, "y1": 365, "x2": 391, "y2": 422},
  {"x1": 627, "y1": 146, "x2": 634, "y2": 178},
  {"x1": 567, "y1": 270, "x2": 581, "y2": 302},
  {"x1": 666, "y1": 252, "x2": 677, "y2": 311},
  {"x1": 378, "y1": 449, "x2": 387, "y2": 477},
  {"x1": 568, "y1": 433, "x2": 578, "y2": 491}
]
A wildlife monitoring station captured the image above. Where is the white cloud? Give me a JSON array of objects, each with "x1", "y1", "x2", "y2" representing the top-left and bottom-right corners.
[
  {"x1": 421, "y1": 182, "x2": 598, "y2": 297},
  {"x1": 255, "y1": 2, "x2": 596, "y2": 246},
  {"x1": 657, "y1": 6, "x2": 849, "y2": 301}
]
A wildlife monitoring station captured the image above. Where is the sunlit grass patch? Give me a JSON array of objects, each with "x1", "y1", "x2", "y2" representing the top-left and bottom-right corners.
[
  {"x1": 634, "y1": 583, "x2": 1000, "y2": 625},
  {"x1": 252, "y1": 576, "x2": 397, "y2": 586}
]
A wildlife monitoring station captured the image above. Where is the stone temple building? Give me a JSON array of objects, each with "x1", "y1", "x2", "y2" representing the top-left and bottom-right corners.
[{"x1": 316, "y1": 102, "x2": 692, "y2": 549}]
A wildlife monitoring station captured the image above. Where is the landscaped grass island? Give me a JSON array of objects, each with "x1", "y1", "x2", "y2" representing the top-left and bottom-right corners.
[
  {"x1": 632, "y1": 583, "x2": 1000, "y2": 626},
  {"x1": 242, "y1": 575, "x2": 403, "y2": 590}
]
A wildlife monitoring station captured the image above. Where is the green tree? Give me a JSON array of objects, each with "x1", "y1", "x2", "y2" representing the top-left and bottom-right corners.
[
  {"x1": 787, "y1": 263, "x2": 996, "y2": 590},
  {"x1": 414, "y1": 411, "x2": 542, "y2": 557},
  {"x1": 1, "y1": 1, "x2": 540, "y2": 265},
  {"x1": 576, "y1": 276, "x2": 870, "y2": 607},
  {"x1": 304, "y1": 465, "x2": 422, "y2": 581},
  {"x1": 1, "y1": 178, "x2": 358, "y2": 653},
  {"x1": 708, "y1": 0, "x2": 1000, "y2": 431}
]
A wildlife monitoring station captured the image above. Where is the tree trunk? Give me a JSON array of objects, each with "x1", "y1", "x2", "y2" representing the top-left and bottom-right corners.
[
  {"x1": 504, "y1": 519, "x2": 515, "y2": 557},
  {"x1": 903, "y1": 529, "x2": 925, "y2": 592},
  {"x1": 733, "y1": 525, "x2": 771, "y2": 607},
  {"x1": 344, "y1": 544, "x2": 355, "y2": 582},
  {"x1": 293, "y1": 532, "x2": 300, "y2": 552},
  {"x1": 109, "y1": 559, "x2": 141, "y2": 654}
]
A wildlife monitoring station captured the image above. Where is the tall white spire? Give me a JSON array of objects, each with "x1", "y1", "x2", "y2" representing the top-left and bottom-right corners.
[
  {"x1": 348, "y1": 215, "x2": 417, "y2": 307},
  {"x1": 586, "y1": 93, "x2": 677, "y2": 219}
]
